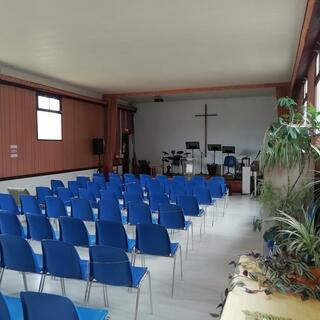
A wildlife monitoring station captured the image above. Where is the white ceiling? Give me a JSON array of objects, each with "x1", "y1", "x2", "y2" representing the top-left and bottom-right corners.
[{"x1": 0, "y1": 0, "x2": 306, "y2": 94}]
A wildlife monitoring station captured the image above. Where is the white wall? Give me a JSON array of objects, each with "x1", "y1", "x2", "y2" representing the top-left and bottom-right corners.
[
  {"x1": 0, "y1": 169, "x2": 97, "y2": 195},
  {"x1": 134, "y1": 95, "x2": 277, "y2": 173}
]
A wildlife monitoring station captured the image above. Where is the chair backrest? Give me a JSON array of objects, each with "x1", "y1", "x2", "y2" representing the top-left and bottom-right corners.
[
  {"x1": 126, "y1": 184, "x2": 143, "y2": 197},
  {"x1": 42, "y1": 240, "x2": 83, "y2": 279},
  {"x1": 76, "y1": 176, "x2": 90, "y2": 188},
  {"x1": 146, "y1": 181, "x2": 165, "y2": 195},
  {"x1": 0, "y1": 235, "x2": 38, "y2": 272},
  {"x1": 56, "y1": 187, "x2": 73, "y2": 204},
  {"x1": 36, "y1": 187, "x2": 53, "y2": 205},
  {"x1": 0, "y1": 211, "x2": 24, "y2": 237},
  {"x1": 177, "y1": 195, "x2": 200, "y2": 216},
  {"x1": 123, "y1": 192, "x2": 143, "y2": 209},
  {"x1": 172, "y1": 175, "x2": 186, "y2": 186},
  {"x1": 136, "y1": 224, "x2": 171, "y2": 256},
  {"x1": 26, "y1": 213, "x2": 55, "y2": 241},
  {"x1": 207, "y1": 179, "x2": 223, "y2": 198},
  {"x1": 124, "y1": 173, "x2": 138, "y2": 184},
  {"x1": 78, "y1": 188, "x2": 97, "y2": 203},
  {"x1": 59, "y1": 217, "x2": 90, "y2": 247},
  {"x1": 50, "y1": 180, "x2": 64, "y2": 195},
  {"x1": 105, "y1": 183, "x2": 122, "y2": 199},
  {"x1": 93, "y1": 175, "x2": 106, "y2": 190},
  {"x1": 0, "y1": 292, "x2": 10, "y2": 320},
  {"x1": 89, "y1": 245, "x2": 132, "y2": 286},
  {"x1": 45, "y1": 196, "x2": 68, "y2": 218},
  {"x1": 158, "y1": 204, "x2": 186, "y2": 229},
  {"x1": 100, "y1": 189, "x2": 118, "y2": 202},
  {"x1": 193, "y1": 187, "x2": 212, "y2": 205},
  {"x1": 149, "y1": 193, "x2": 169, "y2": 212},
  {"x1": 98, "y1": 199, "x2": 122, "y2": 223},
  {"x1": 170, "y1": 182, "x2": 187, "y2": 203},
  {"x1": 191, "y1": 176, "x2": 206, "y2": 187},
  {"x1": 0, "y1": 193, "x2": 19, "y2": 214},
  {"x1": 96, "y1": 220, "x2": 129, "y2": 251},
  {"x1": 139, "y1": 174, "x2": 152, "y2": 188},
  {"x1": 127, "y1": 202, "x2": 152, "y2": 225},
  {"x1": 185, "y1": 180, "x2": 198, "y2": 195},
  {"x1": 156, "y1": 175, "x2": 168, "y2": 185},
  {"x1": 224, "y1": 155, "x2": 237, "y2": 167},
  {"x1": 86, "y1": 181, "x2": 101, "y2": 198},
  {"x1": 70, "y1": 198, "x2": 94, "y2": 221},
  {"x1": 68, "y1": 181, "x2": 79, "y2": 197},
  {"x1": 20, "y1": 195, "x2": 42, "y2": 215},
  {"x1": 108, "y1": 174, "x2": 122, "y2": 185},
  {"x1": 20, "y1": 291, "x2": 79, "y2": 320}
]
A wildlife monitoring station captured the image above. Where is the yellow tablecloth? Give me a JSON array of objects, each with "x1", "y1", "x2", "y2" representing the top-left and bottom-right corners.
[{"x1": 220, "y1": 256, "x2": 320, "y2": 320}]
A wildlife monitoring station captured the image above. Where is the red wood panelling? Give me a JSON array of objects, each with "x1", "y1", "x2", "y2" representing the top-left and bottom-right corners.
[{"x1": 0, "y1": 84, "x2": 105, "y2": 178}]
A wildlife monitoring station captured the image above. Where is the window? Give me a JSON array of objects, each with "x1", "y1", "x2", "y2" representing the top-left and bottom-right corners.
[
  {"x1": 316, "y1": 53, "x2": 320, "y2": 110},
  {"x1": 37, "y1": 93, "x2": 62, "y2": 140}
]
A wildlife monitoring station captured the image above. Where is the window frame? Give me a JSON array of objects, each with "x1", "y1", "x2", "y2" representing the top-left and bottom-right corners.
[{"x1": 36, "y1": 92, "x2": 63, "y2": 141}]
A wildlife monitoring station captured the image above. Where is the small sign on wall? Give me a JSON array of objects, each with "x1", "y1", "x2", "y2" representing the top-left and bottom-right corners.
[{"x1": 9, "y1": 145, "x2": 18, "y2": 159}]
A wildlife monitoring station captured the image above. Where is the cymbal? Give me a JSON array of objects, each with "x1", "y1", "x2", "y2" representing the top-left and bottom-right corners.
[{"x1": 177, "y1": 151, "x2": 184, "y2": 154}]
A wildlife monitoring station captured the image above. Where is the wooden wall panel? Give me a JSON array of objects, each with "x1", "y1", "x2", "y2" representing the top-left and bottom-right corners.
[{"x1": 0, "y1": 84, "x2": 105, "y2": 179}]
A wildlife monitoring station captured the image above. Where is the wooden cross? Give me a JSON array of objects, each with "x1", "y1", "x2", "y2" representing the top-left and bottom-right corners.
[{"x1": 194, "y1": 104, "x2": 218, "y2": 157}]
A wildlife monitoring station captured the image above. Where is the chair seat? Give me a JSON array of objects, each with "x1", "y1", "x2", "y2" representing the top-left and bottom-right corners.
[
  {"x1": 184, "y1": 208, "x2": 205, "y2": 217},
  {"x1": 89, "y1": 234, "x2": 96, "y2": 246},
  {"x1": 127, "y1": 239, "x2": 136, "y2": 252},
  {"x1": 34, "y1": 253, "x2": 43, "y2": 273},
  {"x1": 131, "y1": 266, "x2": 148, "y2": 288},
  {"x1": 184, "y1": 220, "x2": 192, "y2": 231},
  {"x1": 5, "y1": 295, "x2": 108, "y2": 320},
  {"x1": 170, "y1": 242, "x2": 179, "y2": 256},
  {"x1": 80, "y1": 259, "x2": 89, "y2": 280}
]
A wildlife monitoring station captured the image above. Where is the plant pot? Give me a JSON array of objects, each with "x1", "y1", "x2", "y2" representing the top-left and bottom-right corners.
[{"x1": 291, "y1": 268, "x2": 320, "y2": 289}]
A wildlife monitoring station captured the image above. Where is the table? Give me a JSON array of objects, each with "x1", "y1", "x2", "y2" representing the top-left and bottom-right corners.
[{"x1": 220, "y1": 256, "x2": 320, "y2": 320}]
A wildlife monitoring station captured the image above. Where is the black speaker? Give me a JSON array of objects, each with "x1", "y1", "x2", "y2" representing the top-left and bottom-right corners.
[{"x1": 92, "y1": 138, "x2": 104, "y2": 155}]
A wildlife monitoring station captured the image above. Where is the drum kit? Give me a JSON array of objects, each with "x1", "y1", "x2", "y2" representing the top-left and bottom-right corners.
[{"x1": 161, "y1": 150, "x2": 190, "y2": 175}]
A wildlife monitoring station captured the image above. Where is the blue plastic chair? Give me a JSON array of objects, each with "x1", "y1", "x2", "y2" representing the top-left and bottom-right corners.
[
  {"x1": 0, "y1": 235, "x2": 42, "y2": 291},
  {"x1": 21, "y1": 291, "x2": 80, "y2": 320},
  {"x1": 146, "y1": 181, "x2": 165, "y2": 195},
  {"x1": 136, "y1": 224, "x2": 182, "y2": 297},
  {"x1": 105, "y1": 183, "x2": 123, "y2": 200},
  {"x1": 207, "y1": 179, "x2": 226, "y2": 215},
  {"x1": 76, "y1": 176, "x2": 90, "y2": 189},
  {"x1": 139, "y1": 174, "x2": 152, "y2": 189},
  {"x1": 159, "y1": 204, "x2": 193, "y2": 258},
  {"x1": 59, "y1": 217, "x2": 95, "y2": 247},
  {"x1": 78, "y1": 189, "x2": 98, "y2": 208},
  {"x1": 156, "y1": 175, "x2": 168, "y2": 186},
  {"x1": 45, "y1": 196, "x2": 68, "y2": 219},
  {"x1": 96, "y1": 220, "x2": 135, "y2": 254},
  {"x1": 224, "y1": 156, "x2": 237, "y2": 175},
  {"x1": 0, "y1": 292, "x2": 10, "y2": 320},
  {"x1": 172, "y1": 176, "x2": 186, "y2": 186},
  {"x1": 149, "y1": 193, "x2": 169, "y2": 212},
  {"x1": 57, "y1": 187, "x2": 73, "y2": 206},
  {"x1": 0, "y1": 194, "x2": 20, "y2": 214},
  {"x1": 0, "y1": 211, "x2": 26, "y2": 238},
  {"x1": 124, "y1": 173, "x2": 139, "y2": 185},
  {"x1": 185, "y1": 180, "x2": 198, "y2": 195},
  {"x1": 98, "y1": 199, "x2": 125, "y2": 223},
  {"x1": 93, "y1": 175, "x2": 106, "y2": 190},
  {"x1": 191, "y1": 176, "x2": 206, "y2": 187},
  {"x1": 126, "y1": 184, "x2": 144, "y2": 197},
  {"x1": 71, "y1": 198, "x2": 95, "y2": 221},
  {"x1": 36, "y1": 187, "x2": 53, "y2": 206},
  {"x1": 26, "y1": 213, "x2": 56, "y2": 241},
  {"x1": 193, "y1": 186, "x2": 216, "y2": 226},
  {"x1": 40, "y1": 240, "x2": 89, "y2": 296},
  {"x1": 87, "y1": 182, "x2": 101, "y2": 199},
  {"x1": 87, "y1": 245, "x2": 152, "y2": 320},
  {"x1": 51, "y1": 180, "x2": 64, "y2": 195},
  {"x1": 127, "y1": 203, "x2": 153, "y2": 225},
  {"x1": 170, "y1": 182, "x2": 187, "y2": 203},
  {"x1": 108, "y1": 173, "x2": 123, "y2": 186},
  {"x1": 20, "y1": 195, "x2": 42, "y2": 215},
  {"x1": 177, "y1": 195, "x2": 205, "y2": 237},
  {"x1": 68, "y1": 181, "x2": 80, "y2": 197},
  {"x1": 123, "y1": 192, "x2": 144, "y2": 209}
]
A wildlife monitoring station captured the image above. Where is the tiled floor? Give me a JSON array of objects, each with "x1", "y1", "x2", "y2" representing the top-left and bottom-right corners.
[{"x1": 1, "y1": 195, "x2": 262, "y2": 320}]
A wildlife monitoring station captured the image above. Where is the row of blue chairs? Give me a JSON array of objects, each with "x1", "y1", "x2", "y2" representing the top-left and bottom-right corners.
[{"x1": 0, "y1": 291, "x2": 108, "y2": 320}]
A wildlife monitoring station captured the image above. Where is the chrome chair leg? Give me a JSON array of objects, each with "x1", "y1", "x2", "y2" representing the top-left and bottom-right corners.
[
  {"x1": 86, "y1": 281, "x2": 92, "y2": 303},
  {"x1": 60, "y1": 278, "x2": 66, "y2": 296},
  {"x1": 134, "y1": 287, "x2": 141, "y2": 320},
  {"x1": 103, "y1": 284, "x2": 109, "y2": 307},
  {"x1": 199, "y1": 216, "x2": 202, "y2": 239},
  {"x1": 179, "y1": 245, "x2": 183, "y2": 280},
  {"x1": 171, "y1": 254, "x2": 176, "y2": 298},
  {"x1": 185, "y1": 228, "x2": 189, "y2": 259},
  {"x1": 22, "y1": 272, "x2": 28, "y2": 291},
  {"x1": 0, "y1": 268, "x2": 4, "y2": 287},
  {"x1": 39, "y1": 274, "x2": 46, "y2": 292},
  {"x1": 191, "y1": 224, "x2": 194, "y2": 250},
  {"x1": 84, "y1": 280, "x2": 89, "y2": 303},
  {"x1": 203, "y1": 210, "x2": 206, "y2": 234},
  {"x1": 147, "y1": 271, "x2": 153, "y2": 314}
]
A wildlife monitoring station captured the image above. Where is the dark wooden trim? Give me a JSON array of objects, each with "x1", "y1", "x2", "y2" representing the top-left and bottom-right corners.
[
  {"x1": 0, "y1": 166, "x2": 99, "y2": 181},
  {"x1": 118, "y1": 104, "x2": 137, "y2": 112},
  {"x1": 110, "y1": 82, "x2": 289, "y2": 98},
  {"x1": 0, "y1": 74, "x2": 106, "y2": 106}
]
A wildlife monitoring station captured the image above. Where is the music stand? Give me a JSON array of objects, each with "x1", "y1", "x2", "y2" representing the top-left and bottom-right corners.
[{"x1": 208, "y1": 144, "x2": 221, "y2": 164}]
